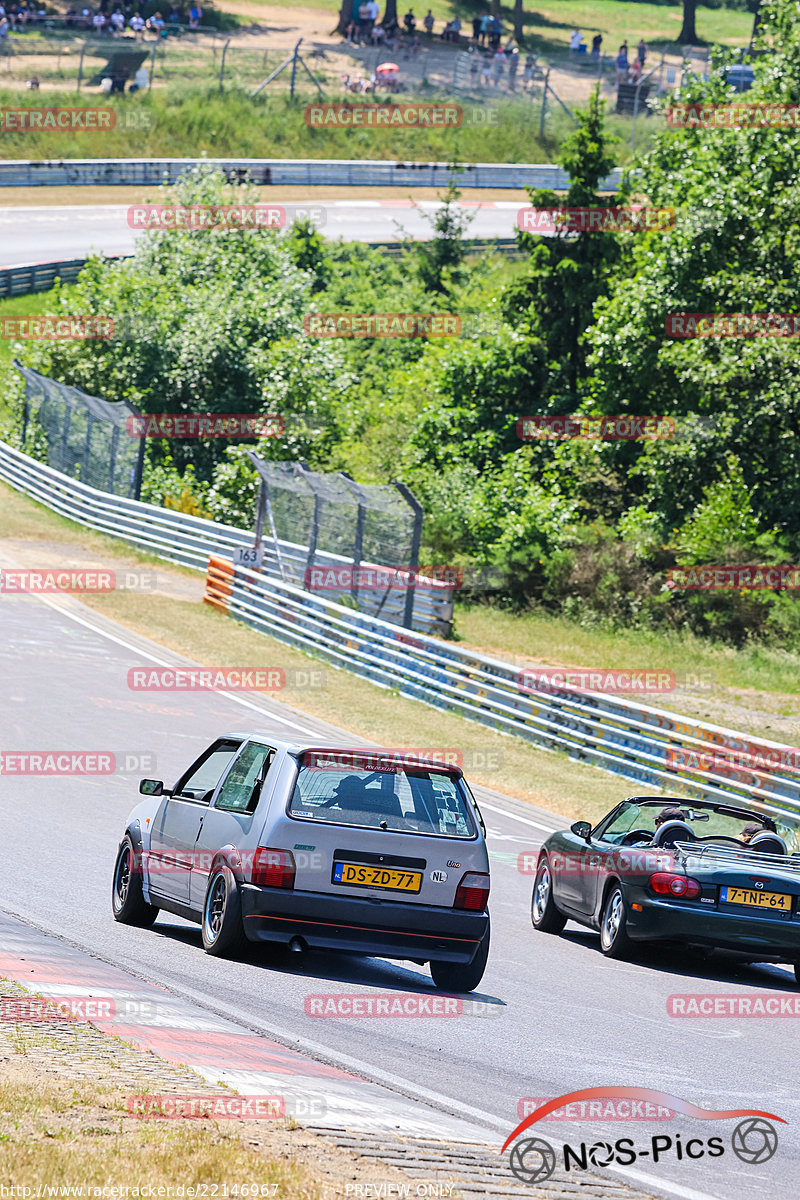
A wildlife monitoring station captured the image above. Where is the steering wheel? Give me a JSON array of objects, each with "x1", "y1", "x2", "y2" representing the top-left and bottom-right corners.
[{"x1": 619, "y1": 828, "x2": 654, "y2": 846}]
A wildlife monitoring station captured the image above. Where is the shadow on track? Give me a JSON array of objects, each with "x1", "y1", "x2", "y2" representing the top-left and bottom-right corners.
[
  {"x1": 149, "y1": 918, "x2": 506, "y2": 1004},
  {"x1": 556, "y1": 926, "x2": 798, "y2": 991}
]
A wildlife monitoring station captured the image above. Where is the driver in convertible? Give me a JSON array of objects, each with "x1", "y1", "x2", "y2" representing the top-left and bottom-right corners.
[
  {"x1": 654, "y1": 805, "x2": 689, "y2": 830},
  {"x1": 624, "y1": 806, "x2": 689, "y2": 847}
]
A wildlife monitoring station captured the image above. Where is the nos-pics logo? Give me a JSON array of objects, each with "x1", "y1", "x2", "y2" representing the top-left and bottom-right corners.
[{"x1": 503, "y1": 1088, "x2": 783, "y2": 1185}]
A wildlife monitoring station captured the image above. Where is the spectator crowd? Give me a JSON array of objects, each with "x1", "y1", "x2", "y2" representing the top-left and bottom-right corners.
[{"x1": 0, "y1": 0, "x2": 204, "y2": 37}]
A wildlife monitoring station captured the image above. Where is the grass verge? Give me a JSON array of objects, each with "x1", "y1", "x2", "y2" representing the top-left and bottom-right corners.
[
  {"x1": 0, "y1": 1073, "x2": 317, "y2": 1196},
  {"x1": 0, "y1": 85, "x2": 668, "y2": 165},
  {"x1": 455, "y1": 603, "x2": 800, "y2": 703},
  {"x1": 0, "y1": 978, "x2": 434, "y2": 1197}
]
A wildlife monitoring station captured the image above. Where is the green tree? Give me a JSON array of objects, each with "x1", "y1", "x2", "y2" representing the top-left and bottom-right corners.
[
  {"x1": 20, "y1": 167, "x2": 348, "y2": 482},
  {"x1": 587, "y1": 0, "x2": 800, "y2": 540},
  {"x1": 503, "y1": 87, "x2": 624, "y2": 407},
  {"x1": 413, "y1": 176, "x2": 474, "y2": 296}
]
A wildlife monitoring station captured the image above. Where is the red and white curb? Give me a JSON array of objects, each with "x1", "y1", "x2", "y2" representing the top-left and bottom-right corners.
[{"x1": 0, "y1": 912, "x2": 493, "y2": 1140}]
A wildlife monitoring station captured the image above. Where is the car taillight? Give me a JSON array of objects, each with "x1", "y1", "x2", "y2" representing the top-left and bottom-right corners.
[
  {"x1": 650, "y1": 872, "x2": 701, "y2": 899},
  {"x1": 454, "y1": 872, "x2": 490, "y2": 911},
  {"x1": 252, "y1": 848, "x2": 295, "y2": 889}
]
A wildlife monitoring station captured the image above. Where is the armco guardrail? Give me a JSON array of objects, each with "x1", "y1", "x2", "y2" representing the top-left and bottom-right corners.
[
  {"x1": 0, "y1": 241, "x2": 522, "y2": 299},
  {"x1": 0, "y1": 256, "x2": 130, "y2": 300},
  {"x1": 0, "y1": 158, "x2": 623, "y2": 191},
  {"x1": 0, "y1": 440, "x2": 452, "y2": 635},
  {"x1": 1, "y1": 438, "x2": 798, "y2": 823}
]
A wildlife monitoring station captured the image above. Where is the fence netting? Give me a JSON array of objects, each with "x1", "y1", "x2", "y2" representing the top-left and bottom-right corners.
[
  {"x1": 16, "y1": 361, "x2": 143, "y2": 498},
  {"x1": 246, "y1": 455, "x2": 428, "y2": 627}
]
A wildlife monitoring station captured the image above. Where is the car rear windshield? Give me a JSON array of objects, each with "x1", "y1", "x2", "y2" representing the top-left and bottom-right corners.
[{"x1": 289, "y1": 754, "x2": 476, "y2": 838}]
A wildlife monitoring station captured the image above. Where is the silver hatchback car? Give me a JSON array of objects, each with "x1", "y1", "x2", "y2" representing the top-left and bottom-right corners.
[{"x1": 112, "y1": 735, "x2": 491, "y2": 992}]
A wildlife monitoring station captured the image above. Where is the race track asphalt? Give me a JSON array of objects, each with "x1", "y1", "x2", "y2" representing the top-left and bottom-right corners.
[{"x1": 1, "y1": 583, "x2": 797, "y2": 1200}]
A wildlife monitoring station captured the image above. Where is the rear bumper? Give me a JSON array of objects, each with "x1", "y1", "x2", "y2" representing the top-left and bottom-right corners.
[
  {"x1": 240, "y1": 885, "x2": 488, "y2": 962},
  {"x1": 627, "y1": 892, "x2": 800, "y2": 961}
]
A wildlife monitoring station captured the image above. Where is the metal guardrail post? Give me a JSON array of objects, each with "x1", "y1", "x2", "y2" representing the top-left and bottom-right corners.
[
  {"x1": 82, "y1": 414, "x2": 94, "y2": 485},
  {"x1": 289, "y1": 38, "x2": 301, "y2": 99},
  {"x1": 393, "y1": 480, "x2": 423, "y2": 630},
  {"x1": 339, "y1": 471, "x2": 366, "y2": 606},
  {"x1": 132, "y1": 432, "x2": 145, "y2": 501},
  {"x1": 76, "y1": 40, "x2": 86, "y2": 92},
  {"x1": 219, "y1": 38, "x2": 230, "y2": 92},
  {"x1": 108, "y1": 425, "x2": 119, "y2": 493},
  {"x1": 302, "y1": 464, "x2": 322, "y2": 587}
]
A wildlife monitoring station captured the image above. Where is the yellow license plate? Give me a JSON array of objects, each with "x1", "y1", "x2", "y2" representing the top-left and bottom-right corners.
[
  {"x1": 333, "y1": 863, "x2": 422, "y2": 893},
  {"x1": 721, "y1": 886, "x2": 791, "y2": 911}
]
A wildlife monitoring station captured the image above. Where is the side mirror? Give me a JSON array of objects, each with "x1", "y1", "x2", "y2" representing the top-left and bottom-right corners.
[
  {"x1": 571, "y1": 820, "x2": 592, "y2": 843},
  {"x1": 139, "y1": 778, "x2": 164, "y2": 796}
]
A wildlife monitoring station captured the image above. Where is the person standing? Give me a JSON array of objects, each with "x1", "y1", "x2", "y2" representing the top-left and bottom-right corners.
[
  {"x1": 358, "y1": 0, "x2": 371, "y2": 40},
  {"x1": 591, "y1": 32, "x2": 602, "y2": 61},
  {"x1": 508, "y1": 46, "x2": 519, "y2": 89},
  {"x1": 637, "y1": 37, "x2": 647, "y2": 67},
  {"x1": 471, "y1": 13, "x2": 480, "y2": 42},
  {"x1": 423, "y1": 7, "x2": 433, "y2": 37},
  {"x1": 616, "y1": 40, "x2": 628, "y2": 83},
  {"x1": 491, "y1": 45, "x2": 504, "y2": 85},
  {"x1": 479, "y1": 11, "x2": 489, "y2": 46}
]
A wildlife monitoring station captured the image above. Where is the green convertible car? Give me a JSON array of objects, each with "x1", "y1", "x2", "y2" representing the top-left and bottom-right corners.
[{"x1": 531, "y1": 795, "x2": 800, "y2": 982}]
